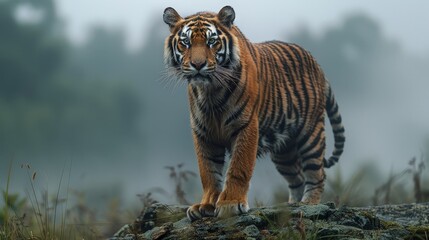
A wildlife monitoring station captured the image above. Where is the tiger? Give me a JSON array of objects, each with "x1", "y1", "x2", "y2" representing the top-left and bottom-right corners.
[{"x1": 163, "y1": 6, "x2": 345, "y2": 220}]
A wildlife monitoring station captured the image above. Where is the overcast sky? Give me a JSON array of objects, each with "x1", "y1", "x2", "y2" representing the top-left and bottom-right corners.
[{"x1": 56, "y1": 0, "x2": 429, "y2": 55}]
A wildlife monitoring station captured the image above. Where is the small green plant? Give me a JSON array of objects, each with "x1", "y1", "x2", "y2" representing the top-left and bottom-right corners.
[
  {"x1": 0, "y1": 161, "x2": 110, "y2": 239},
  {"x1": 1, "y1": 160, "x2": 29, "y2": 240}
]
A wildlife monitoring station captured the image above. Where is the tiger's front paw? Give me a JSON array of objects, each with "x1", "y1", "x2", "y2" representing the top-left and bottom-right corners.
[
  {"x1": 214, "y1": 200, "x2": 249, "y2": 219},
  {"x1": 186, "y1": 203, "x2": 215, "y2": 221}
]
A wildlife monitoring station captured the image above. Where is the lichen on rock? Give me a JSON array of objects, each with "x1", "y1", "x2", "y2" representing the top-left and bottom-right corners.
[{"x1": 110, "y1": 202, "x2": 429, "y2": 239}]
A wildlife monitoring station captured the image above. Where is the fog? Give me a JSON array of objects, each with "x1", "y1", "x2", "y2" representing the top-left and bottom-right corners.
[{"x1": 1, "y1": 0, "x2": 429, "y2": 214}]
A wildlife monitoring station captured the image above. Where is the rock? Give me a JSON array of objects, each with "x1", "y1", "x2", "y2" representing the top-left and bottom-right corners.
[
  {"x1": 291, "y1": 203, "x2": 332, "y2": 219},
  {"x1": 110, "y1": 202, "x2": 429, "y2": 240},
  {"x1": 243, "y1": 225, "x2": 259, "y2": 237}
]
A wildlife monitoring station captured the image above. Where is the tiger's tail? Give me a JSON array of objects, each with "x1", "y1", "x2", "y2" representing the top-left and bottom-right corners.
[{"x1": 324, "y1": 81, "x2": 345, "y2": 168}]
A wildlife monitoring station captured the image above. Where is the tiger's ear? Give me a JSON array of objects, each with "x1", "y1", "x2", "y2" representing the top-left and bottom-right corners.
[
  {"x1": 218, "y1": 6, "x2": 235, "y2": 28},
  {"x1": 163, "y1": 7, "x2": 182, "y2": 31}
]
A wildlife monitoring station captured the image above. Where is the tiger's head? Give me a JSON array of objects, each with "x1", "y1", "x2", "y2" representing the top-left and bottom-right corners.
[{"x1": 163, "y1": 6, "x2": 240, "y2": 86}]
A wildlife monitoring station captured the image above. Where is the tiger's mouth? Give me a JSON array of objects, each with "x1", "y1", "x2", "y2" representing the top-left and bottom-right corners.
[{"x1": 186, "y1": 73, "x2": 212, "y2": 85}]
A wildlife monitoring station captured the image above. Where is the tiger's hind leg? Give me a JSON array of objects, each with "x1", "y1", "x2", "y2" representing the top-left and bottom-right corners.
[
  {"x1": 297, "y1": 121, "x2": 326, "y2": 204},
  {"x1": 271, "y1": 142, "x2": 305, "y2": 203}
]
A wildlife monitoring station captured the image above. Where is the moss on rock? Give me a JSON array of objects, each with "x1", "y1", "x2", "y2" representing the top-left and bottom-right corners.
[{"x1": 111, "y1": 203, "x2": 429, "y2": 240}]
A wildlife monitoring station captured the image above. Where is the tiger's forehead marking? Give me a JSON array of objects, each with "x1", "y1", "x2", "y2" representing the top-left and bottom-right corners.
[
  {"x1": 180, "y1": 21, "x2": 218, "y2": 39},
  {"x1": 206, "y1": 24, "x2": 218, "y2": 39},
  {"x1": 180, "y1": 25, "x2": 192, "y2": 39}
]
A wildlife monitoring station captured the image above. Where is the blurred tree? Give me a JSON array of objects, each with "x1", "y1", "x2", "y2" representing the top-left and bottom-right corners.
[
  {"x1": 68, "y1": 26, "x2": 133, "y2": 82},
  {"x1": 288, "y1": 13, "x2": 401, "y2": 100},
  {"x1": 0, "y1": 0, "x2": 143, "y2": 157},
  {"x1": 0, "y1": 0, "x2": 65, "y2": 100}
]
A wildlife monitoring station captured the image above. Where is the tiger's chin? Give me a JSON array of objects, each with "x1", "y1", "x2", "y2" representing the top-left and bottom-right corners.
[{"x1": 187, "y1": 74, "x2": 212, "y2": 87}]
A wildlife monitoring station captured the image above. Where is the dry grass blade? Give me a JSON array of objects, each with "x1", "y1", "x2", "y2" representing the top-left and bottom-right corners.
[{"x1": 295, "y1": 211, "x2": 306, "y2": 240}]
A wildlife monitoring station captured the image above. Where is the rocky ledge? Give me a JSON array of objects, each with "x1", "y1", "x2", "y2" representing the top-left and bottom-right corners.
[{"x1": 111, "y1": 202, "x2": 429, "y2": 239}]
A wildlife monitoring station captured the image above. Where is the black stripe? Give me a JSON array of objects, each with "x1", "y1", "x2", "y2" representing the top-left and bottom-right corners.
[
  {"x1": 326, "y1": 85, "x2": 333, "y2": 108},
  {"x1": 289, "y1": 182, "x2": 304, "y2": 189},
  {"x1": 266, "y1": 46, "x2": 283, "y2": 129},
  {"x1": 276, "y1": 168, "x2": 299, "y2": 177},
  {"x1": 299, "y1": 127, "x2": 324, "y2": 155},
  {"x1": 259, "y1": 60, "x2": 276, "y2": 134},
  {"x1": 239, "y1": 31, "x2": 257, "y2": 64},
  {"x1": 304, "y1": 185, "x2": 323, "y2": 194},
  {"x1": 192, "y1": 115, "x2": 207, "y2": 135},
  {"x1": 258, "y1": 51, "x2": 271, "y2": 130},
  {"x1": 333, "y1": 151, "x2": 344, "y2": 157},
  {"x1": 328, "y1": 156, "x2": 339, "y2": 162},
  {"x1": 246, "y1": 41, "x2": 258, "y2": 64},
  {"x1": 305, "y1": 178, "x2": 324, "y2": 186},
  {"x1": 273, "y1": 80, "x2": 285, "y2": 128},
  {"x1": 303, "y1": 163, "x2": 323, "y2": 171},
  {"x1": 278, "y1": 115, "x2": 286, "y2": 133},
  {"x1": 301, "y1": 49, "x2": 318, "y2": 120},
  {"x1": 267, "y1": 44, "x2": 289, "y2": 130},
  {"x1": 263, "y1": 48, "x2": 278, "y2": 130},
  {"x1": 272, "y1": 156, "x2": 298, "y2": 166},
  {"x1": 297, "y1": 131, "x2": 311, "y2": 150},
  {"x1": 302, "y1": 147, "x2": 325, "y2": 162},
  {"x1": 223, "y1": 30, "x2": 235, "y2": 66},
  {"x1": 219, "y1": 83, "x2": 236, "y2": 106},
  {"x1": 187, "y1": 22, "x2": 196, "y2": 27},
  {"x1": 230, "y1": 121, "x2": 250, "y2": 138},
  {"x1": 286, "y1": 91, "x2": 293, "y2": 117},
  {"x1": 193, "y1": 132, "x2": 226, "y2": 150},
  {"x1": 230, "y1": 95, "x2": 260, "y2": 139},
  {"x1": 333, "y1": 127, "x2": 345, "y2": 134},
  {"x1": 207, "y1": 156, "x2": 225, "y2": 165},
  {"x1": 238, "y1": 203, "x2": 246, "y2": 214},
  {"x1": 268, "y1": 43, "x2": 293, "y2": 101},
  {"x1": 334, "y1": 142, "x2": 344, "y2": 149},
  {"x1": 170, "y1": 37, "x2": 180, "y2": 67},
  {"x1": 334, "y1": 135, "x2": 345, "y2": 142},
  {"x1": 280, "y1": 45, "x2": 303, "y2": 129},
  {"x1": 330, "y1": 115, "x2": 342, "y2": 125},
  {"x1": 289, "y1": 45, "x2": 309, "y2": 114},
  {"x1": 211, "y1": 65, "x2": 242, "y2": 109},
  {"x1": 224, "y1": 96, "x2": 250, "y2": 126},
  {"x1": 191, "y1": 86, "x2": 199, "y2": 99},
  {"x1": 219, "y1": 38, "x2": 228, "y2": 64},
  {"x1": 310, "y1": 53, "x2": 324, "y2": 122},
  {"x1": 234, "y1": 72, "x2": 248, "y2": 104},
  {"x1": 328, "y1": 103, "x2": 339, "y2": 117}
]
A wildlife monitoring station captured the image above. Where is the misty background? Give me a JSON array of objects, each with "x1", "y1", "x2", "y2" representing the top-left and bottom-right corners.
[{"x1": 1, "y1": 0, "x2": 429, "y2": 214}]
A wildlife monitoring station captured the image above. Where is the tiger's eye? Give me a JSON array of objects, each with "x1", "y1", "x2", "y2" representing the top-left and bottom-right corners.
[
  {"x1": 182, "y1": 38, "x2": 190, "y2": 45},
  {"x1": 208, "y1": 38, "x2": 217, "y2": 45}
]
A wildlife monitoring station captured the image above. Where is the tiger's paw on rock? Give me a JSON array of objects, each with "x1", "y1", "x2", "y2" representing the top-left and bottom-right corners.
[
  {"x1": 214, "y1": 200, "x2": 249, "y2": 219},
  {"x1": 186, "y1": 203, "x2": 215, "y2": 221}
]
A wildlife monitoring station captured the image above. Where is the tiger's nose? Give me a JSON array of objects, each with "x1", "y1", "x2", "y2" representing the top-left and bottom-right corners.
[{"x1": 191, "y1": 60, "x2": 207, "y2": 71}]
